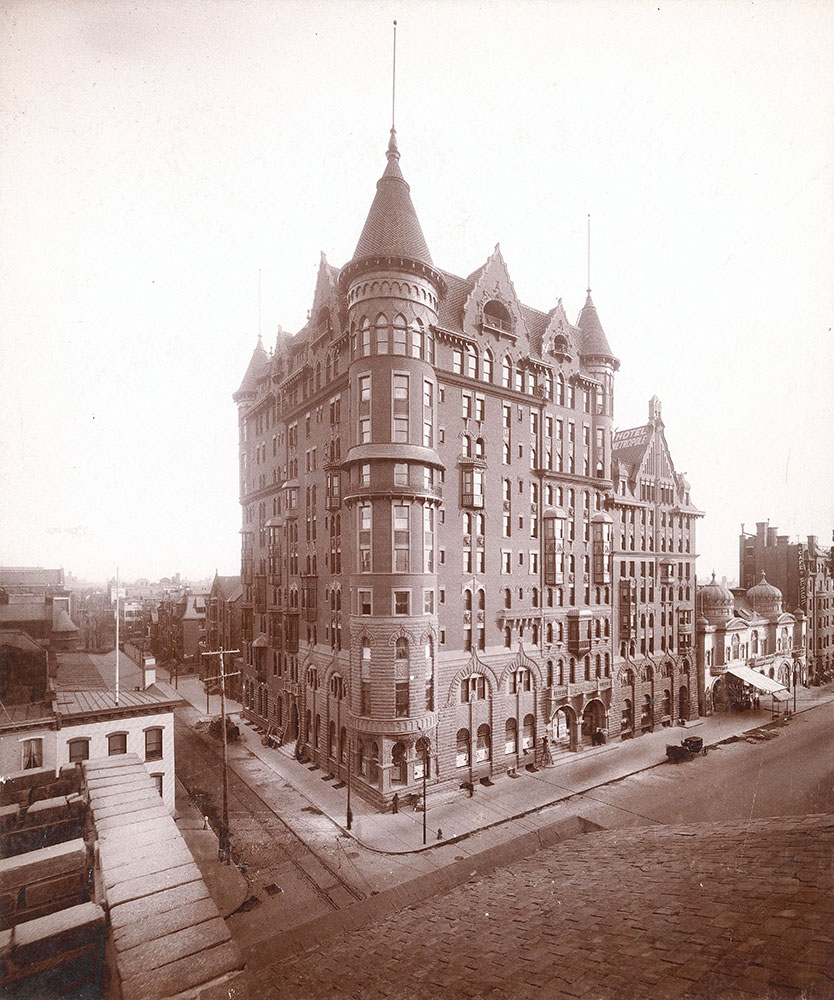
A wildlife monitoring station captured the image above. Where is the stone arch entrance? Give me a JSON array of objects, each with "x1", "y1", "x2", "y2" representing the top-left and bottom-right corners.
[
  {"x1": 551, "y1": 706, "x2": 577, "y2": 751},
  {"x1": 679, "y1": 685, "x2": 690, "y2": 721},
  {"x1": 581, "y1": 699, "x2": 606, "y2": 746}
]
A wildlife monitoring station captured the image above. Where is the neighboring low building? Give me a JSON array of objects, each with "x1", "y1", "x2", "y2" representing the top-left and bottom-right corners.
[
  {"x1": 205, "y1": 573, "x2": 243, "y2": 697},
  {"x1": 695, "y1": 572, "x2": 805, "y2": 714},
  {"x1": 54, "y1": 687, "x2": 179, "y2": 812},
  {"x1": 0, "y1": 588, "x2": 79, "y2": 658},
  {"x1": 739, "y1": 522, "x2": 834, "y2": 681},
  {"x1": 156, "y1": 591, "x2": 208, "y2": 665}
]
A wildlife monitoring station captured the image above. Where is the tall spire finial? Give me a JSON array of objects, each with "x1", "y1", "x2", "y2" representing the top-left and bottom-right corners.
[
  {"x1": 586, "y1": 213, "x2": 591, "y2": 294},
  {"x1": 392, "y1": 20, "x2": 397, "y2": 132}
]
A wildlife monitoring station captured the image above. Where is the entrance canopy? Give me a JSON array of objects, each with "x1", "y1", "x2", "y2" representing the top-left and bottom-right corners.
[
  {"x1": 771, "y1": 689, "x2": 791, "y2": 703},
  {"x1": 727, "y1": 665, "x2": 787, "y2": 694}
]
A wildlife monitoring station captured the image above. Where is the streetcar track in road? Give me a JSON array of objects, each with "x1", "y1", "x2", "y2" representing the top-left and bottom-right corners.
[{"x1": 176, "y1": 719, "x2": 364, "y2": 912}]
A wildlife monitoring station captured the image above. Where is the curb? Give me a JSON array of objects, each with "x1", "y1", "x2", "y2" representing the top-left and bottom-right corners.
[{"x1": 179, "y1": 688, "x2": 834, "y2": 858}]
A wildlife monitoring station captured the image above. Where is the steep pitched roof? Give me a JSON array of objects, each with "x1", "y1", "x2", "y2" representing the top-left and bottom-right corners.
[
  {"x1": 576, "y1": 291, "x2": 617, "y2": 361},
  {"x1": 352, "y1": 130, "x2": 433, "y2": 266},
  {"x1": 234, "y1": 337, "x2": 269, "y2": 400}
]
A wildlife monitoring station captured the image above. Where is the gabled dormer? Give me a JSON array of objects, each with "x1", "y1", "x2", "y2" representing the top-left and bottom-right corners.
[
  {"x1": 308, "y1": 252, "x2": 342, "y2": 349},
  {"x1": 542, "y1": 300, "x2": 576, "y2": 362},
  {"x1": 462, "y1": 244, "x2": 531, "y2": 353}
]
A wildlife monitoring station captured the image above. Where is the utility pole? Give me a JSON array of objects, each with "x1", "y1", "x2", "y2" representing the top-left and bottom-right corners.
[
  {"x1": 202, "y1": 646, "x2": 241, "y2": 863},
  {"x1": 346, "y1": 736, "x2": 353, "y2": 830}
]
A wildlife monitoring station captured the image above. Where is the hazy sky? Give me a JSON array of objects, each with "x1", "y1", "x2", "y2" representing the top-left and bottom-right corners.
[{"x1": 1, "y1": 0, "x2": 832, "y2": 586}]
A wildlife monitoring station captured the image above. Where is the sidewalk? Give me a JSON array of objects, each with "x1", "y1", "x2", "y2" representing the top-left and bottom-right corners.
[{"x1": 167, "y1": 668, "x2": 834, "y2": 855}]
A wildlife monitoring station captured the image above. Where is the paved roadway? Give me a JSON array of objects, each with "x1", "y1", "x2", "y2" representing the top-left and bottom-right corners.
[{"x1": 554, "y1": 702, "x2": 834, "y2": 833}]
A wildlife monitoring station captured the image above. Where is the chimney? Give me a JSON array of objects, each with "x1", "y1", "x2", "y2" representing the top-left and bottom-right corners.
[
  {"x1": 767, "y1": 526, "x2": 778, "y2": 546},
  {"x1": 756, "y1": 522, "x2": 767, "y2": 544}
]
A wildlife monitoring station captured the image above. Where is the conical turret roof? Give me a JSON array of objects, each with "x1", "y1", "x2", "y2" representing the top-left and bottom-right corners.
[
  {"x1": 352, "y1": 129, "x2": 433, "y2": 266},
  {"x1": 234, "y1": 336, "x2": 269, "y2": 401},
  {"x1": 576, "y1": 291, "x2": 616, "y2": 362}
]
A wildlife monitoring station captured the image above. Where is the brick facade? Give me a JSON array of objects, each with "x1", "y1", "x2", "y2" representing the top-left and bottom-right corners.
[{"x1": 233, "y1": 129, "x2": 702, "y2": 807}]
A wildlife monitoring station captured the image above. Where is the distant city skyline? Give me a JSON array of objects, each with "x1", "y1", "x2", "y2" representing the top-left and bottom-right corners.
[{"x1": 1, "y1": 1, "x2": 832, "y2": 586}]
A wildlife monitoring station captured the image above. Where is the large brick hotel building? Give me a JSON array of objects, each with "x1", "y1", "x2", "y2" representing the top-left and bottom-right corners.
[{"x1": 233, "y1": 128, "x2": 702, "y2": 807}]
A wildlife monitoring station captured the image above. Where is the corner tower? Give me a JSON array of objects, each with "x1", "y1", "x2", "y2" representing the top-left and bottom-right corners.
[{"x1": 339, "y1": 130, "x2": 447, "y2": 805}]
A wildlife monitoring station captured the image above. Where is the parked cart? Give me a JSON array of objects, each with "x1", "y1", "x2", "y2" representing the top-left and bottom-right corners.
[{"x1": 666, "y1": 735, "x2": 708, "y2": 763}]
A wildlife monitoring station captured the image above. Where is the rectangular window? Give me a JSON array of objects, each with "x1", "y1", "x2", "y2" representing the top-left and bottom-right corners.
[
  {"x1": 361, "y1": 682, "x2": 372, "y2": 716},
  {"x1": 423, "y1": 506, "x2": 435, "y2": 572},
  {"x1": 393, "y1": 373, "x2": 409, "y2": 442},
  {"x1": 423, "y1": 421, "x2": 433, "y2": 447},
  {"x1": 108, "y1": 733, "x2": 127, "y2": 756},
  {"x1": 68, "y1": 738, "x2": 89, "y2": 764},
  {"x1": 152, "y1": 774, "x2": 163, "y2": 797},
  {"x1": 423, "y1": 380, "x2": 433, "y2": 409},
  {"x1": 145, "y1": 728, "x2": 163, "y2": 761},
  {"x1": 358, "y1": 503, "x2": 372, "y2": 572},
  {"x1": 503, "y1": 404, "x2": 511, "y2": 429},
  {"x1": 424, "y1": 589, "x2": 435, "y2": 613},
  {"x1": 502, "y1": 550, "x2": 512, "y2": 573},
  {"x1": 393, "y1": 503, "x2": 410, "y2": 572},
  {"x1": 359, "y1": 590, "x2": 372, "y2": 615},
  {"x1": 394, "y1": 463, "x2": 408, "y2": 486},
  {"x1": 462, "y1": 392, "x2": 472, "y2": 419},
  {"x1": 475, "y1": 395, "x2": 485, "y2": 422},
  {"x1": 395, "y1": 681, "x2": 409, "y2": 717},
  {"x1": 22, "y1": 737, "x2": 43, "y2": 770},
  {"x1": 394, "y1": 590, "x2": 410, "y2": 615}
]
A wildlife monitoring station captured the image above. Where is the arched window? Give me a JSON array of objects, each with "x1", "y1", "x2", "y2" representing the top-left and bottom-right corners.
[
  {"x1": 465, "y1": 344, "x2": 478, "y2": 378},
  {"x1": 375, "y1": 313, "x2": 389, "y2": 354},
  {"x1": 556, "y1": 374, "x2": 565, "y2": 406},
  {"x1": 462, "y1": 434, "x2": 472, "y2": 457},
  {"x1": 505, "y1": 718, "x2": 518, "y2": 754},
  {"x1": 329, "y1": 721, "x2": 336, "y2": 757},
  {"x1": 522, "y1": 714, "x2": 535, "y2": 751},
  {"x1": 502, "y1": 356, "x2": 512, "y2": 388},
  {"x1": 484, "y1": 300, "x2": 512, "y2": 331},
  {"x1": 108, "y1": 733, "x2": 127, "y2": 756},
  {"x1": 392, "y1": 741, "x2": 407, "y2": 783},
  {"x1": 505, "y1": 627, "x2": 512, "y2": 648},
  {"x1": 360, "y1": 317, "x2": 371, "y2": 356},
  {"x1": 393, "y1": 314, "x2": 408, "y2": 355},
  {"x1": 396, "y1": 637, "x2": 408, "y2": 660},
  {"x1": 370, "y1": 742, "x2": 380, "y2": 783},
  {"x1": 504, "y1": 588, "x2": 512, "y2": 609},
  {"x1": 482, "y1": 350, "x2": 493, "y2": 383},
  {"x1": 622, "y1": 698, "x2": 633, "y2": 731},
  {"x1": 453, "y1": 348, "x2": 463, "y2": 375},
  {"x1": 475, "y1": 437, "x2": 485, "y2": 459},
  {"x1": 410, "y1": 319, "x2": 424, "y2": 359},
  {"x1": 476, "y1": 724, "x2": 491, "y2": 762},
  {"x1": 456, "y1": 728, "x2": 471, "y2": 767}
]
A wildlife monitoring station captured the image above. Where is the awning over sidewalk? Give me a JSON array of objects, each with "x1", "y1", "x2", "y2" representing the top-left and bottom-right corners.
[
  {"x1": 727, "y1": 665, "x2": 787, "y2": 694},
  {"x1": 771, "y1": 689, "x2": 792, "y2": 702}
]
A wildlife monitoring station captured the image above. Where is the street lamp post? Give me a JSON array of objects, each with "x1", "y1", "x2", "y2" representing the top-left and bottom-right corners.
[{"x1": 422, "y1": 739, "x2": 428, "y2": 845}]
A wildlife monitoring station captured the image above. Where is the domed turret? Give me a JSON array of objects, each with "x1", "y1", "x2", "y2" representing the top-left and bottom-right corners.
[
  {"x1": 698, "y1": 572, "x2": 734, "y2": 625},
  {"x1": 747, "y1": 572, "x2": 783, "y2": 618}
]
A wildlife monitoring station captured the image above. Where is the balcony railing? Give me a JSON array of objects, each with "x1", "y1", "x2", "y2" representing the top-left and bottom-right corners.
[{"x1": 461, "y1": 492, "x2": 485, "y2": 509}]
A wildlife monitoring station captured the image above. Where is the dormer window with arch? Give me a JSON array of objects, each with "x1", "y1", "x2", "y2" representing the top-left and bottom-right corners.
[{"x1": 483, "y1": 299, "x2": 513, "y2": 334}]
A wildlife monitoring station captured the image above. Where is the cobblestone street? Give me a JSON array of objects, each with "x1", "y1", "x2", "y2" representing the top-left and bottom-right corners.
[{"x1": 220, "y1": 813, "x2": 834, "y2": 1000}]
